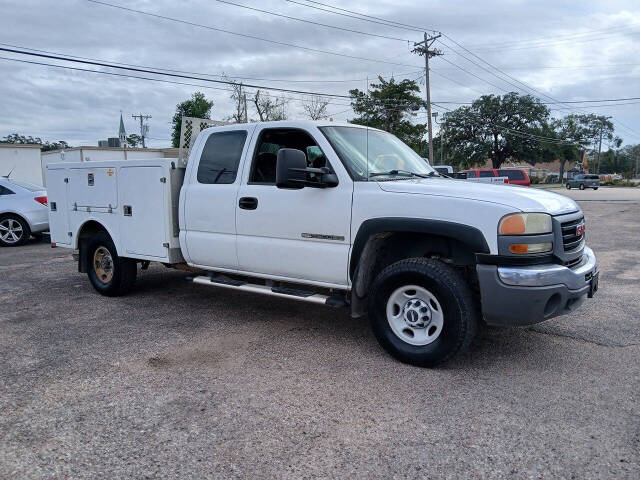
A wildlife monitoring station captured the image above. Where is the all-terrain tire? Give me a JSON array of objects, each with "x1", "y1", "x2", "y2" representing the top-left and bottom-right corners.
[
  {"x1": 86, "y1": 231, "x2": 137, "y2": 296},
  {"x1": 368, "y1": 257, "x2": 477, "y2": 367}
]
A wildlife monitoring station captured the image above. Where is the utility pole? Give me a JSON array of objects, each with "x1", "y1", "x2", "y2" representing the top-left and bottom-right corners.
[
  {"x1": 595, "y1": 116, "x2": 611, "y2": 174},
  {"x1": 413, "y1": 32, "x2": 442, "y2": 165},
  {"x1": 132, "y1": 113, "x2": 152, "y2": 148},
  {"x1": 596, "y1": 125, "x2": 603, "y2": 174}
]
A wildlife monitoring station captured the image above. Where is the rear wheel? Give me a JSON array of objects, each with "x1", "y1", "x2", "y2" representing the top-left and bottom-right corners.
[
  {"x1": 579, "y1": 183, "x2": 585, "y2": 190},
  {"x1": 593, "y1": 187, "x2": 598, "y2": 190},
  {"x1": 565, "y1": 183, "x2": 571, "y2": 189},
  {"x1": 368, "y1": 258, "x2": 477, "y2": 367},
  {"x1": 86, "y1": 231, "x2": 137, "y2": 296},
  {"x1": 0, "y1": 214, "x2": 30, "y2": 247}
]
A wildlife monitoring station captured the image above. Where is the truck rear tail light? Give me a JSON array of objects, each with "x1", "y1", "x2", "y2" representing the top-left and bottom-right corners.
[
  {"x1": 503, "y1": 179, "x2": 509, "y2": 183},
  {"x1": 34, "y1": 196, "x2": 48, "y2": 206}
]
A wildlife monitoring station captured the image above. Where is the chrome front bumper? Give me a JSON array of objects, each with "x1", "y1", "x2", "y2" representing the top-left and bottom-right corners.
[
  {"x1": 497, "y1": 246, "x2": 597, "y2": 290},
  {"x1": 476, "y1": 247, "x2": 598, "y2": 327}
]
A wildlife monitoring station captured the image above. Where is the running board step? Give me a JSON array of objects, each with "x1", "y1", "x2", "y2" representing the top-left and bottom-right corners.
[{"x1": 191, "y1": 275, "x2": 347, "y2": 308}]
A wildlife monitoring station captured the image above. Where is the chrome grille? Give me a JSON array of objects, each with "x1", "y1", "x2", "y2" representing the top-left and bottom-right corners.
[{"x1": 561, "y1": 217, "x2": 585, "y2": 252}]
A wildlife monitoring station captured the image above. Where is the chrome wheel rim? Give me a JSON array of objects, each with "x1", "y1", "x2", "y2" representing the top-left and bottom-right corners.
[
  {"x1": 0, "y1": 218, "x2": 23, "y2": 244},
  {"x1": 93, "y1": 246, "x2": 114, "y2": 283},
  {"x1": 386, "y1": 285, "x2": 444, "y2": 346}
]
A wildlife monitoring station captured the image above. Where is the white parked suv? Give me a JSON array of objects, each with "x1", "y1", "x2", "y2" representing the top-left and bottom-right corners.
[
  {"x1": 0, "y1": 177, "x2": 48, "y2": 246},
  {"x1": 45, "y1": 121, "x2": 599, "y2": 366}
]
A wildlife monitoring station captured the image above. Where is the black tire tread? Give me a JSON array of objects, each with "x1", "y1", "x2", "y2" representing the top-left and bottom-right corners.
[
  {"x1": 369, "y1": 257, "x2": 477, "y2": 367},
  {"x1": 87, "y1": 231, "x2": 137, "y2": 296}
]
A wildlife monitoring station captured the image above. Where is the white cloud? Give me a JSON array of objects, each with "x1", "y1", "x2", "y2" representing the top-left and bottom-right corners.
[{"x1": 1, "y1": 0, "x2": 639, "y2": 146}]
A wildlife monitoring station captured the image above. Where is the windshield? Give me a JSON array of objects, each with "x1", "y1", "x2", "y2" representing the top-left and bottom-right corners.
[{"x1": 320, "y1": 126, "x2": 435, "y2": 181}]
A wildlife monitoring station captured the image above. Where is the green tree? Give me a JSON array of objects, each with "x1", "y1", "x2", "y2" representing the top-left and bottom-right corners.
[
  {"x1": 441, "y1": 93, "x2": 554, "y2": 169},
  {"x1": 552, "y1": 114, "x2": 615, "y2": 180},
  {"x1": 1, "y1": 133, "x2": 70, "y2": 151},
  {"x1": 348, "y1": 76, "x2": 426, "y2": 153},
  {"x1": 171, "y1": 92, "x2": 214, "y2": 147},
  {"x1": 126, "y1": 134, "x2": 143, "y2": 147}
]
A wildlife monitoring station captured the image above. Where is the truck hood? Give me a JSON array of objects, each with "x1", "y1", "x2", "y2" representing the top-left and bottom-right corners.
[{"x1": 376, "y1": 178, "x2": 579, "y2": 215}]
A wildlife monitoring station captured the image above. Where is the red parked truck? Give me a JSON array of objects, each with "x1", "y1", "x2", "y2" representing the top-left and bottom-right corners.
[{"x1": 463, "y1": 168, "x2": 530, "y2": 187}]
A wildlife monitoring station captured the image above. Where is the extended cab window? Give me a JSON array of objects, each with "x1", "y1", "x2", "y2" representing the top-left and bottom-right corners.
[
  {"x1": 249, "y1": 128, "x2": 329, "y2": 184},
  {"x1": 197, "y1": 130, "x2": 247, "y2": 184},
  {"x1": 479, "y1": 170, "x2": 495, "y2": 178},
  {"x1": 498, "y1": 169, "x2": 525, "y2": 180}
]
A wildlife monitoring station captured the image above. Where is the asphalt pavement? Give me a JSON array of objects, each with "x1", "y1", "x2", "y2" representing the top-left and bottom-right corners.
[{"x1": 1, "y1": 187, "x2": 638, "y2": 479}]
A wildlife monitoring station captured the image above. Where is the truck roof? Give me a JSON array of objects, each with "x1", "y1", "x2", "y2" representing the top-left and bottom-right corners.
[{"x1": 201, "y1": 120, "x2": 378, "y2": 132}]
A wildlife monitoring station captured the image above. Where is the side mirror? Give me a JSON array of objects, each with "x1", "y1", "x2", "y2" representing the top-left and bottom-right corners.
[
  {"x1": 276, "y1": 148, "x2": 339, "y2": 189},
  {"x1": 276, "y1": 148, "x2": 307, "y2": 189}
]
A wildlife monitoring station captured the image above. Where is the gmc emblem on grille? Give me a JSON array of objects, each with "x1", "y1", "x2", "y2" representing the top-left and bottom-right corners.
[{"x1": 576, "y1": 222, "x2": 586, "y2": 236}]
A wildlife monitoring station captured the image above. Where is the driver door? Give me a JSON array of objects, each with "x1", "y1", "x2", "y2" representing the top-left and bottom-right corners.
[{"x1": 235, "y1": 125, "x2": 353, "y2": 287}]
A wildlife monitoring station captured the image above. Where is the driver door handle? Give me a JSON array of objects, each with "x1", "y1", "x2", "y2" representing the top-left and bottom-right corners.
[{"x1": 238, "y1": 197, "x2": 258, "y2": 210}]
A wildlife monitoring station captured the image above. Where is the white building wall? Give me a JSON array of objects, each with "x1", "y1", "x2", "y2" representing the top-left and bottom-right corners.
[{"x1": 0, "y1": 145, "x2": 43, "y2": 186}]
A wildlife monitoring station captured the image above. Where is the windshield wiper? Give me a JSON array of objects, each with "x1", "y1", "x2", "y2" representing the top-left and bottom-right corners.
[{"x1": 369, "y1": 169, "x2": 429, "y2": 179}]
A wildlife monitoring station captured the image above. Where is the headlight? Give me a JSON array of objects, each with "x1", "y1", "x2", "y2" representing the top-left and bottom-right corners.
[
  {"x1": 508, "y1": 242, "x2": 553, "y2": 254},
  {"x1": 499, "y1": 213, "x2": 552, "y2": 235}
]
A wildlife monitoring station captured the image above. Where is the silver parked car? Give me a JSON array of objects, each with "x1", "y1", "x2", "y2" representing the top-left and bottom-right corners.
[{"x1": 0, "y1": 177, "x2": 49, "y2": 246}]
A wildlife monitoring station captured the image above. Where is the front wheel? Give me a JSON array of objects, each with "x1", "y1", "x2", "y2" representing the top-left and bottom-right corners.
[
  {"x1": 579, "y1": 184, "x2": 585, "y2": 190},
  {"x1": 86, "y1": 231, "x2": 137, "y2": 296},
  {"x1": 593, "y1": 187, "x2": 598, "y2": 190},
  {"x1": 565, "y1": 183, "x2": 571, "y2": 189},
  {"x1": 368, "y1": 258, "x2": 477, "y2": 367}
]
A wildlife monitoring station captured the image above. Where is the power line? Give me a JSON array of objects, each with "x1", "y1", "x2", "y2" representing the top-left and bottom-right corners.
[
  {"x1": 0, "y1": 55, "x2": 415, "y2": 112},
  {"x1": 0, "y1": 41, "x2": 421, "y2": 84},
  {"x1": 213, "y1": 0, "x2": 413, "y2": 42},
  {"x1": 437, "y1": 34, "x2": 640, "y2": 139},
  {"x1": 84, "y1": 0, "x2": 420, "y2": 69},
  {"x1": 0, "y1": 47, "x2": 429, "y2": 108},
  {"x1": 471, "y1": 22, "x2": 640, "y2": 49},
  {"x1": 283, "y1": 0, "x2": 640, "y2": 138},
  {"x1": 472, "y1": 27, "x2": 640, "y2": 52},
  {"x1": 282, "y1": 0, "x2": 427, "y2": 33}
]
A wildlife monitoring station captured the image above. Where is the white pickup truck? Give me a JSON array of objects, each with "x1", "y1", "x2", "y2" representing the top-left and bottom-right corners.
[{"x1": 45, "y1": 121, "x2": 599, "y2": 366}]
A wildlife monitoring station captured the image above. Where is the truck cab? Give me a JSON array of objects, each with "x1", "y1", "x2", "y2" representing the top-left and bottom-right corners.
[{"x1": 46, "y1": 121, "x2": 599, "y2": 367}]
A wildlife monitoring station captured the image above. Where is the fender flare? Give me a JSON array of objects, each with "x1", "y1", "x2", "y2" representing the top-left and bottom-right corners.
[
  {"x1": 75, "y1": 218, "x2": 119, "y2": 251},
  {"x1": 349, "y1": 217, "x2": 490, "y2": 279}
]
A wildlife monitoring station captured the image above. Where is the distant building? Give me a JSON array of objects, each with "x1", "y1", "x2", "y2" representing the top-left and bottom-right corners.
[
  {"x1": 98, "y1": 113, "x2": 127, "y2": 148},
  {"x1": 0, "y1": 143, "x2": 43, "y2": 186},
  {"x1": 119, "y1": 112, "x2": 127, "y2": 146}
]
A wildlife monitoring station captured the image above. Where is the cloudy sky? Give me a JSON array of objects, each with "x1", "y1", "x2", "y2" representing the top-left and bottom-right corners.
[{"x1": 1, "y1": 0, "x2": 639, "y2": 148}]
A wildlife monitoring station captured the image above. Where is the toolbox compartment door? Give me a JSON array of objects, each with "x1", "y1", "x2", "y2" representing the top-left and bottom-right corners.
[
  {"x1": 69, "y1": 167, "x2": 118, "y2": 209},
  {"x1": 46, "y1": 168, "x2": 71, "y2": 245},
  {"x1": 119, "y1": 166, "x2": 168, "y2": 258}
]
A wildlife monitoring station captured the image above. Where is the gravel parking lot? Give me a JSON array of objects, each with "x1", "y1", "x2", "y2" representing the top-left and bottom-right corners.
[{"x1": 1, "y1": 187, "x2": 639, "y2": 479}]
